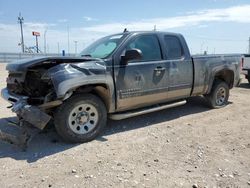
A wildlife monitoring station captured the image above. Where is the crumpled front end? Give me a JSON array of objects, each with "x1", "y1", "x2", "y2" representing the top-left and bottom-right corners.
[
  {"x1": 0, "y1": 88, "x2": 52, "y2": 149},
  {"x1": 0, "y1": 57, "x2": 107, "y2": 148},
  {"x1": 1, "y1": 88, "x2": 51, "y2": 130}
]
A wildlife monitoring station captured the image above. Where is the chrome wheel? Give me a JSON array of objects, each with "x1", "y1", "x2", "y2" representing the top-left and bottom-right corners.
[
  {"x1": 216, "y1": 87, "x2": 226, "y2": 106},
  {"x1": 68, "y1": 103, "x2": 99, "y2": 134}
]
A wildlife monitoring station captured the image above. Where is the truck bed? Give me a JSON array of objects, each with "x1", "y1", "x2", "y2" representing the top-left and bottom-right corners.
[{"x1": 191, "y1": 54, "x2": 242, "y2": 96}]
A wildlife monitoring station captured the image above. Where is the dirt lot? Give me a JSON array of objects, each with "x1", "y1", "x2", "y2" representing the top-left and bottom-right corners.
[{"x1": 0, "y1": 63, "x2": 249, "y2": 188}]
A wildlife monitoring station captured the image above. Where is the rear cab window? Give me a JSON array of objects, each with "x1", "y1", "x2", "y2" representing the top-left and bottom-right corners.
[{"x1": 164, "y1": 35, "x2": 184, "y2": 60}]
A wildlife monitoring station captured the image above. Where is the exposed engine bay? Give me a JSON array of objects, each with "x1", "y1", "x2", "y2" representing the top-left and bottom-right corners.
[
  {"x1": 6, "y1": 57, "x2": 104, "y2": 106},
  {"x1": 7, "y1": 67, "x2": 54, "y2": 105}
]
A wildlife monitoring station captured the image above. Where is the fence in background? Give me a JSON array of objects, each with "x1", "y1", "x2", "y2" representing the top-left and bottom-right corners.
[{"x1": 0, "y1": 52, "x2": 74, "y2": 63}]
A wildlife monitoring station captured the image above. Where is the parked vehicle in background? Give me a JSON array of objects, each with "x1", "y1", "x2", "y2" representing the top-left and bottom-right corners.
[
  {"x1": 0, "y1": 31, "x2": 242, "y2": 148},
  {"x1": 242, "y1": 54, "x2": 250, "y2": 84}
]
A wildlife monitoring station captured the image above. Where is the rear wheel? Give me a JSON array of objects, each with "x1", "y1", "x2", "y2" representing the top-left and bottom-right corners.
[
  {"x1": 204, "y1": 80, "x2": 229, "y2": 109},
  {"x1": 54, "y1": 94, "x2": 107, "y2": 143}
]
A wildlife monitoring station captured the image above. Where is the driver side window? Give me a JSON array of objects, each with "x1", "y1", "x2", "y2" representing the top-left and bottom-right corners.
[{"x1": 126, "y1": 35, "x2": 162, "y2": 62}]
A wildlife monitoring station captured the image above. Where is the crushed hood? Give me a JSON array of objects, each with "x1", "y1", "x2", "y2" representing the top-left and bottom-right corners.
[{"x1": 6, "y1": 56, "x2": 104, "y2": 72}]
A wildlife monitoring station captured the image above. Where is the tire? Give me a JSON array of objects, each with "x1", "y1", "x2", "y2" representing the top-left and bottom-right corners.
[
  {"x1": 204, "y1": 80, "x2": 229, "y2": 109},
  {"x1": 54, "y1": 93, "x2": 107, "y2": 143}
]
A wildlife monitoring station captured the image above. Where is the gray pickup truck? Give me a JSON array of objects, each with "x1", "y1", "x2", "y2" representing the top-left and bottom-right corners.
[{"x1": 0, "y1": 31, "x2": 242, "y2": 147}]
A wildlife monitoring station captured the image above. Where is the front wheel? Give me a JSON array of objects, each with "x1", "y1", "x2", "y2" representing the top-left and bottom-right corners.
[
  {"x1": 204, "y1": 80, "x2": 229, "y2": 109},
  {"x1": 54, "y1": 94, "x2": 107, "y2": 143}
]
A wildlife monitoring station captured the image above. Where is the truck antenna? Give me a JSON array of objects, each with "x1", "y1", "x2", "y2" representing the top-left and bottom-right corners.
[{"x1": 123, "y1": 28, "x2": 128, "y2": 33}]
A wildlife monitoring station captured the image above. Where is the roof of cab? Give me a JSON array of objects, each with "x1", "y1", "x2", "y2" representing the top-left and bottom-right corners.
[{"x1": 110, "y1": 30, "x2": 183, "y2": 37}]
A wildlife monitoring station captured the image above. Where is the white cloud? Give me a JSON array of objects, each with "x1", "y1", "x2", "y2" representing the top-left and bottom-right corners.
[
  {"x1": 0, "y1": 21, "x2": 105, "y2": 53},
  {"x1": 197, "y1": 24, "x2": 209, "y2": 28},
  {"x1": 1, "y1": 4, "x2": 250, "y2": 53},
  {"x1": 82, "y1": 5, "x2": 250, "y2": 33},
  {"x1": 24, "y1": 22, "x2": 56, "y2": 30},
  {"x1": 83, "y1": 16, "x2": 98, "y2": 22}
]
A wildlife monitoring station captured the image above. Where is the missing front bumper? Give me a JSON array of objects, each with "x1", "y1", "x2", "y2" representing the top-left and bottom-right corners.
[
  {"x1": 1, "y1": 88, "x2": 51, "y2": 129},
  {"x1": 0, "y1": 88, "x2": 52, "y2": 148}
]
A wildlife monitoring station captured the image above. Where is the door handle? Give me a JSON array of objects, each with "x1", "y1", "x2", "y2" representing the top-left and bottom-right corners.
[
  {"x1": 154, "y1": 67, "x2": 166, "y2": 71},
  {"x1": 154, "y1": 67, "x2": 165, "y2": 76}
]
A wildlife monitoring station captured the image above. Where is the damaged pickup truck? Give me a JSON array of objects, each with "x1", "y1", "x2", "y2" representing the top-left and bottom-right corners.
[{"x1": 0, "y1": 31, "x2": 242, "y2": 148}]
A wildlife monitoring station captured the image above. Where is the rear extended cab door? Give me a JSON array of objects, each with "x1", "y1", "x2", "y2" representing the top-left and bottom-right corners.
[{"x1": 160, "y1": 34, "x2": 193, "y2": 100}]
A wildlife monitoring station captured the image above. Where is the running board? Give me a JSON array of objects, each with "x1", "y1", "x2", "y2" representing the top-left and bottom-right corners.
[{"x1": 109, "y1": 100, "x2": 186, "y2": 120}]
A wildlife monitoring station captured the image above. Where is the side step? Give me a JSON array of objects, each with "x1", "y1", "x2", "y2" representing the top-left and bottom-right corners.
[{"x1": 109, "y1": 100, "x2": 186, "y2": 120}]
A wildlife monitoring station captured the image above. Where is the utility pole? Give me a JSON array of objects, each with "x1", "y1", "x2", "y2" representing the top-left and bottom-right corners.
[
  {"x1": 18, "y1": 13, "x2": 25, "y2": 53},
  {"x1": 44, "y1": 29, "x2": 47, "y2": 54},
  {"x1": 248, "y1": 37, "x2": 250, "y2": 54},
  {"x1": 57, "y1": 42, "x2": 60, "y2": 54},
  {"x1": 200, "y1": 42, "x2": 205, "y2": 54},
  {"x1": 35, "y1": 35, "x2": 39, "y2": 53},
  {"x1": 154, "y1": 25, "x2": 157, "y2": 31},
  {"x1": 74, "y1": 41, "x2": 78, "y2": 56},
  {"x1": 67, "y1": 25, "x2": 70, "y2": 55}
]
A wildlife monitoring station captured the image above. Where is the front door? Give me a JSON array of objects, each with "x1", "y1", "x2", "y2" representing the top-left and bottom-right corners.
[{"x1": 114, "y1": 34, "x2": 170, "y2": 111}]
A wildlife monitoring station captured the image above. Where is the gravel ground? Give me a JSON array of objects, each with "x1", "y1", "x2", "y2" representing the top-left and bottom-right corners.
[{"x1": 0, "y1": 63, "x2": 250, "y2": 188}]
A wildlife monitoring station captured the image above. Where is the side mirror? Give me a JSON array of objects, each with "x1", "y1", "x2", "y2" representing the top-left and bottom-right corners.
[{"x1": 121, "y1": 49, "x2": 142, "y2": 65}]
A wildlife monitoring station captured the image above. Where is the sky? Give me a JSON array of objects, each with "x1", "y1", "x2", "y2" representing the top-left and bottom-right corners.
[{"x1": 0, "y1": 0, "x2": 250, "y2": 54}]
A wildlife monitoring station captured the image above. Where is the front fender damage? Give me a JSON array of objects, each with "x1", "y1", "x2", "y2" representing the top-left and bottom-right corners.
[{"x1": 47, "y1": 62, "x2": 107, "y2": 98}]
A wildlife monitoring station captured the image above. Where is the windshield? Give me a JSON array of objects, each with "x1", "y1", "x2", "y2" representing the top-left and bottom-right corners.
[{"x1": 80, "y1": 34, "x2": 126, "y2": 59}]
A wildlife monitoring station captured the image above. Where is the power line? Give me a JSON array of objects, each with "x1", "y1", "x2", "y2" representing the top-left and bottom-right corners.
[
  {"x1": 74, "y1": 41, "x2": 78, "y2": 56},
  {"x1": 57, "y1": 42, "x2": 60, "y2": 54},
  {"x1": 18, "y1": 13, "x2": 24, "y2": 53},
  {"x1": 67, "y1": 25, "x2": 70, "y2": 55},
  {"x1": 44, "y1": 29, "x2": 48, "y2": 54}
]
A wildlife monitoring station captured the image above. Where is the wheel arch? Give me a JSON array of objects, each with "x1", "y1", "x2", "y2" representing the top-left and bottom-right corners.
[
  {"x1": 208, "y1": 69, "x2": 234, "y2": 94},
  {"x1": 67, "y1": 84, "x2": 114, "y2": 113}
]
